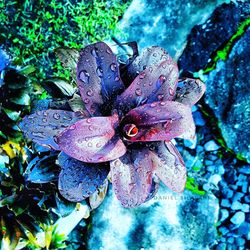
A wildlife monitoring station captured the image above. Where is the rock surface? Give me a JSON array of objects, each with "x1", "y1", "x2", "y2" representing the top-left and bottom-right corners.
[
  {"x1": 178, "y1": 1, "x2": 250, "y2": 73},
  {"x1": 119, "y1": 0, "x2": 225, "y2": 57},
  {"x1": 88, "y1": 185, "x2": 219, "y2": 250},
  {"x1": 204, "y1": 28, "x2": 250, "y2": 162}
]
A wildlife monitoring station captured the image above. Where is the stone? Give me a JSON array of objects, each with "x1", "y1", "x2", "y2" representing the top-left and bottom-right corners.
[
  {"x1": 231, "y1": 201, "x2": 242, "y2": 211},
  {"x1": 216, "y1": 243, "x2": 227, "y2": 250},
  {"x1": 204, "y1": 140, "x2": 220, "y2": 151},
  {"x1": 221, "y1": 199, "x2": 231, "y2": 208},
  {"x1": 119, "y1": 0, "x2": 225, "y2": 57},
  {"x1": 178, "y1": 1, "x2": 250, "y2": 73},
  {"x1": 235, "y1": 237, "x2": 245, "y2": 246},
  {"x1": 219, "y1": 209, "x2": 229, "y2": 222},
  {"x1": 230, "y1": 212, "x2": 245, "y2": 225},
  {"x1": 193, "y1": 111, "x2": 206, "y2": 126},
  {"x1": 232, "y1": 193, "x2": 244, "y2": 202},
  {"x1": 177, "y1": 1, "x2": 250, "y2": 162},
  {"x1": 88, "y1": 185, "x2": 219, "y2": 250},
  {"x1": 238, "y1": 166, "x2": 250, "y2": 175}
]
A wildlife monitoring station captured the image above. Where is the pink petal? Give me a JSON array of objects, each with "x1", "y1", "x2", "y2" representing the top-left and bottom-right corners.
[
  {"x1": 152, "y1": 141, "x2": 186, "y2": 192},
  {"x1": 114, "y1": 56, "x2": 178, "y2": 115},
  {"x1": 56, "y1": 115, "x2": 126, "y2": 163},
  {"x1": 121, "y1": 101, "x2": 193, "y2": 142},
  {"x1": 174, "y1": 78, "x2": 206, "y2": 106},
  {"x1": 19, "y1": 110, "x2": 84, "y2": 150},
  {"x1": 110, "y1": 148, "x2": 154, "y2": 207},
  {"x1": 77, "y1": 42, "x2": 124, "y2": 115}
]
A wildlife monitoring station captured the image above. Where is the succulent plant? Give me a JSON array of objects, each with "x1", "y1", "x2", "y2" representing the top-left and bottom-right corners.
[{"x1": 20, "y1": 42, "x2": 205, "y2": 208}]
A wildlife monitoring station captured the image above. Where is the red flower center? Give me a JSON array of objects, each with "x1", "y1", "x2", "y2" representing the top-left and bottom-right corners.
[{"x1": 123, "y1": 124, "x2": 138, "y2": 138}]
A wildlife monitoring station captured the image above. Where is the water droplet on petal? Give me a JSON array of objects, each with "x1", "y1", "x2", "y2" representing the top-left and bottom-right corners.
[
  {"x1": 96, "y1": 67, "x2": 103, "y2": 77},
  {"x1": 106, "y1": 48, "x2": 112, "y2": 54},
  {"x1": 157, "y1": 94, "x2": 164, "y2": 100},
  {"x1": 115, "y1": 76, "x2": 120, "y2": 82},
  {"x1": 91, "y1": 48, "x2": 98, "y2": 58},
  {"x1": 139, "y1": 72, "x2": 146, "y2": 79},
  {"x1": 110, "y1": 63, "x2": 117, "y2": 72},
  {"x1": 159, "y1": 75, "x2": 166, "y2": 83},
  {"x1": 88, "y1": 125, "x2": 94, "y2": 131},
  {"x1": 135, "y1": 88, "x2": 142, "y2": 96},
  {"x1": 83, "y1": 98, "x2": 90, "y2": 104},
  {"x1": 160, "y1": 101, "x2": 166, "y2": 106},
  {"x1": 150, "y1": 102, "x2": 157, "y2": 108},
  {"x1": 87, "y1": 142, "x2": 93, "y2": 147},
  {"x1": 169, "y1": 87, "x2": 175, "y2": 96},
  {"x1": 86, "y1": 89, "x2": 93, "y2": 96},
  {"x1": 79, "y1": 70, "x2": 90, "y2": 84},
  {"x1": 53, "y1": 113, "x2": 60, "y2": 120}
]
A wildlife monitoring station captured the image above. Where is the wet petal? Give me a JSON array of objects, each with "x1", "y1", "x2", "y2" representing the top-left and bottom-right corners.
[
  {"x1": 121, "y1": 101, "x2": 193, "y2": 142},
  {"x1": 178, "y1": 116, "x2": 196, "y2": 140},
  {"x1": 128, "y1": 46, "x2": 172, "y2": 79},
  {"x1": 110, "y1": 148, "x2": 154, "y2": 208},
  {"x1": 114, "y1": 54, "x2": 178, "y2": 115},
  {"x1": 174, "y1": 78, "x2": 206, "y2": 106},
  {"x1": 77, "y1": 42, "x2": 124, "y2": 115},
  {"x1": 58, "y1": 152, "x2": 109, "y2": 202},
  {"x1": 152, "y1": 141, "x2": 186, "y2": 192},
  {"x1": 19, "y1": 110, "x2": 84, "y2": 150},
  {"x1": 56, "y1": 115, "x2": 126, "y2": 163}
]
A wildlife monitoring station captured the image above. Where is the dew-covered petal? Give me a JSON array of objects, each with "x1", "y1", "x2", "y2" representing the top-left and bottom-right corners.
[
  {"x1": 178, "y1": 115, "x2": 196, "y2": 140},
  {"x1": 127, "y1": 46, "x2": 173, "y2": 80},
  {"x1": 114, "y1": 56, "x2": 178, "y2": 115},
  {"x1": 19, "y1": 110, "x2": 84, "y2": 150},
  {"x1": 152, "y1": 141, "x2": 186, "y2": 192},
  {"x1": 174, "y1": 78, "x2": 206, "y2": 106},
  {"x1": 121, "y1": 101, "x2": 193, "y2": 142},
  {"x1": 58, "y1": 152, "x2": 109, "y2": 202},
  {"x1": 110, "y1": 148, "x2": 154, "y2": 208},
  {"x1": 56, "y1": 115, "x2": 126, "y2": 163},
  {"x1": 77, "y1": 42, "x2": 124, "y2": 115}
]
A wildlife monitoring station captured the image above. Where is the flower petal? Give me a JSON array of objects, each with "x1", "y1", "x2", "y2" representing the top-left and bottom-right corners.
[
  {"x1": 56, "y1": 115, "x2": 126, "y2": 163},
  {"x1": 110, "y1": 148, "x2": 154, "y2": 208},
  {"x1": 114, "y1": 55, "x2": 178, "y2": 115},
  {"x1": 174, "y1": 78, "x2": 206, "y2": 106},
  {"x1": 58, "y1": 152, "x2": 109, "y2": 202},
  {"x1": 77, "y1": 42, "x2": 124, "y2": 115},
  {"x1": 121, "y1": 101, "x2": 193, "y2": 142},
  {"x1": 152, "y1": 141, "x2": 186, "y2": 192},
  {"x1": 19, "y1": 110, "x2": 84, "y2": 150},
  {"x1": 128, "y1": 46, "x2": 172, "y2": 79}
]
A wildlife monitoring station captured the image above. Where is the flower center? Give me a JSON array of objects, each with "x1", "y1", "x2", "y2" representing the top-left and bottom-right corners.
[{"x1": 123, "y1": 124, "x2": 138, "y2": 138}]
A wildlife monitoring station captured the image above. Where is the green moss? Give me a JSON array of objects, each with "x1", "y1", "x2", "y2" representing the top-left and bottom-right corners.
[
  {"x1": 0, "y1": 0, "x2": 130, "y2": 83},
  {"x1": 185, "y1": 177, "x2": 206, "y2": 196},
  {"x1": 202, "y1": 17, "x2": 250, "y2": 74}
]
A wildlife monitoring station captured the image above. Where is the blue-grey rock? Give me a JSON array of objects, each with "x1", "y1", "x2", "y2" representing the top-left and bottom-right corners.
[
  {"x1": 177, "y1": 1, "x2": 250, "y2": 162},
  {"x1": 227, "y1": 237, "x2": 234, "y2": 244},
  {"x1": 216, "y1": 243, "x2": 227, "y2": 250},
  {"x1": 221, "y1": 188, "x2": 234, "y2": 199},
  {"x1": 235, "y1": 237, "x2": 245, "y2": 246},
  {"x1": 241, "y1": 181, "x2": 248, "y2": 193},
  {"x1": 204, "y1": 28, "x2": 250, "y2": 163},
  {"x1": 218, "y1": 226, "x2": 229, "y2": 235},
  {"x1": 244, "y1": 195, "x2": 250, "y2": 203},
  {"x1": 178, "y1": 1, "x2": 250, "y2": 73},
  {"x1": 238, "y1": 166, "x2": 250, "y2": 175},
  {"x1": 232, "y1": 193, "x2": 244, "y2": 202},
  {"x1": 193, "y1": 111, "x2": 206, "y2": 126},
  {"x1": 204, "y1": 140, "x2": 220, "y2": 151},
  {"x1": 231, "y1": 201, "x2": 242, "y2": 211},
  {"x1": 209, "y1": 174, "x2": 222, "y2": 186},
  {"x1": 219, "y1": 209, "x2": 229, "y2": 222},
  {"x1": 241, "y1": 204, "x2": 249, "y2": 213},
  {"x1": 237, "y1": 222, "x2": 250, "y2": 235},
  {"x1": 119, "y1": 0, "x2": 225, "y2": 57},
  {"x1": 88, "y1": 185, "x2": 219, "y2": 250},
  {"x1": 221, "y1": 199, "x2": 231, "y2": 208},
  {"x1": 230, "y1": 212, "x2": 245, "y2": 225}
]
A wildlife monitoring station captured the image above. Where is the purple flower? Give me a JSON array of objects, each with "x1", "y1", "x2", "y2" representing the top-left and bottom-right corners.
[{"x1": 20, "y1": 42, "x2": 205, "y2": 208}]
